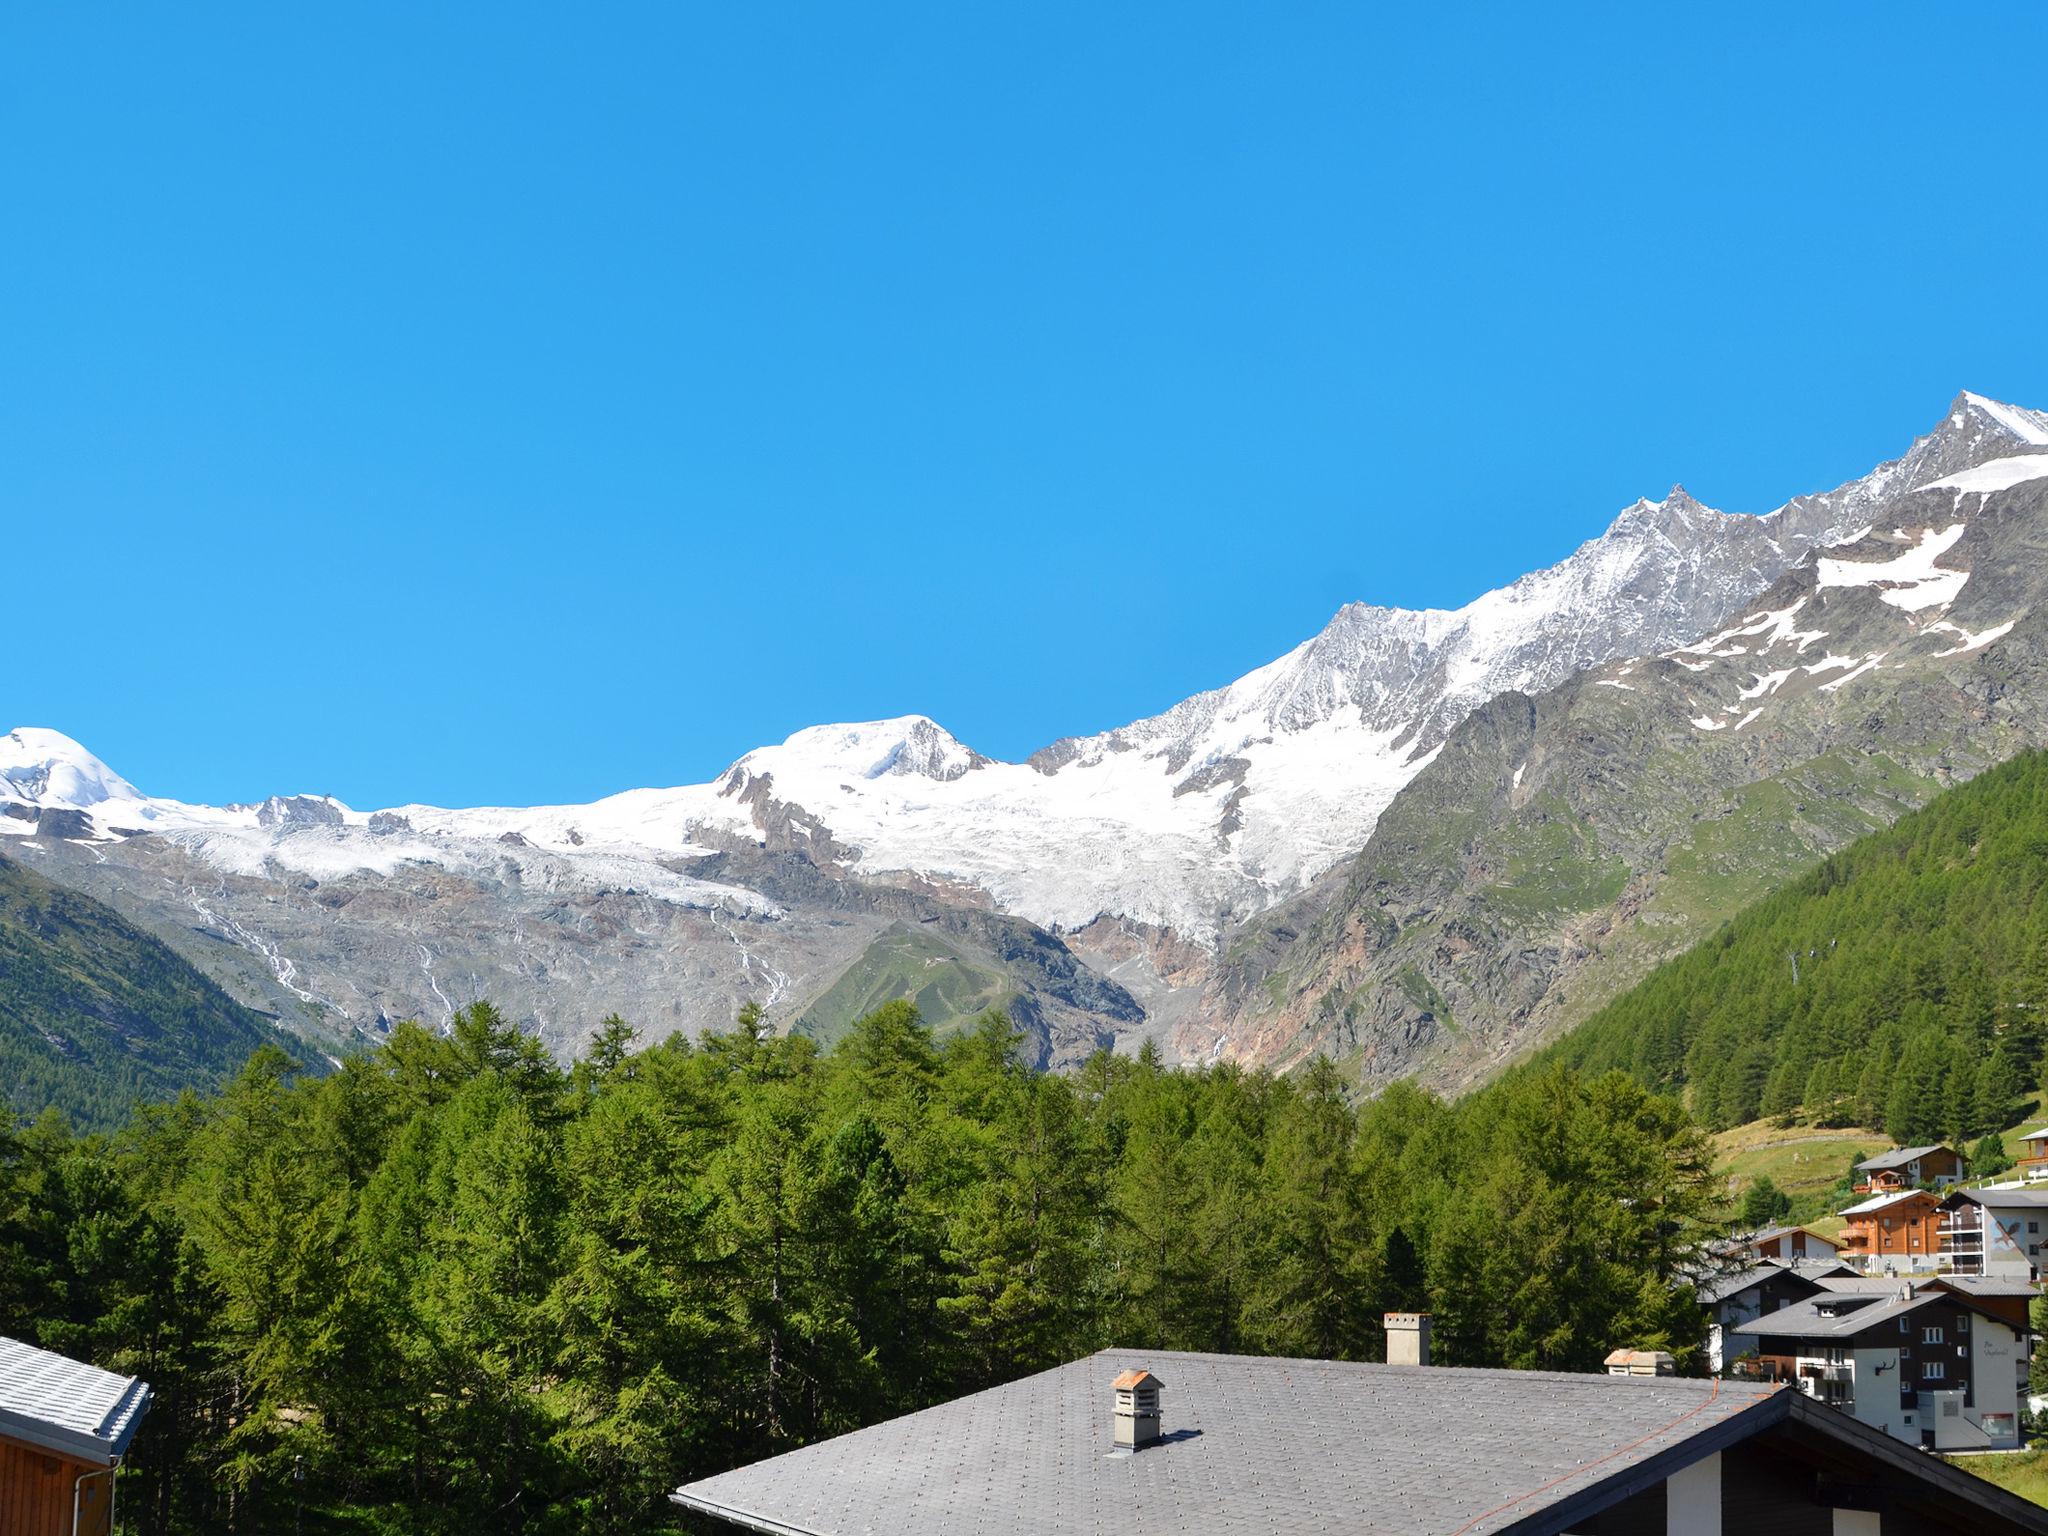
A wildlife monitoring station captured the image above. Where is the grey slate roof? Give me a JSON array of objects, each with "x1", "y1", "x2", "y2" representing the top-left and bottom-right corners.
[
  {"x1": 673, "y1": 1348, "x2": 1786, "y2": 1536},
  {"x1": 1951, "y1": 1186, "x2": 2048, "y2": 1208},
  {"x1": 1937, "y1": 1275, "x2": 2043, "y2": 1299},
  {"x1": 1735, "y1": 1288, "x2": 2014, "y2": 1342},
  {"x1": 0, "y1": 1335, "x2": 151, "y2": 1464},
  {"x1": 1857, "y1": 1144, "x2": 1954, "y2": 1172},
  {"x1": 1694, "y1": 1259, "x2": 1844, "y2": 1305}
]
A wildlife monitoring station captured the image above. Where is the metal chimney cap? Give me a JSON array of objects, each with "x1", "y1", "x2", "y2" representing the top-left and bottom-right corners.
[{"x1": 1112, "y1": 1369, "x2": 1162, "y2": 1391}]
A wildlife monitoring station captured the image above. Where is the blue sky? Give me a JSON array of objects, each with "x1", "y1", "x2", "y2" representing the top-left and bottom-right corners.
[{"x1": 5, "y1": 6, "x2": 2046, "y2": 808}]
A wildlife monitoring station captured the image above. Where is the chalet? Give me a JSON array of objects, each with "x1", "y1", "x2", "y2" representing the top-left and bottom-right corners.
[
  {"x1": 1854, "y1": 1144, "x2": 1964, "y2": 1194},
  {"x1": 1737, "y1": 1224, "x2": 1843, "y2": 1263},
  {"x1": 1696, "y1": 1259, "x2": 1848, "y2": 1372},
  {"x1": 2019, "y1": 1127, "x2": 2048, "y2": 1180},
  {"x1": 672, "y1": 1345, "x2": 2048, "y2": 1536},
  {"x1": 1837, "y1": 1189, "x2": 1946, "y2": 1273},
  {"x1": 1734, "y1": 1284, "x2": 2024, "y2": 1451},
  {"x1": 1939, "y1": 1186, "x2": 2048, "y2": 1279},
  {"x1": 0, "y1": 1335, "x2": 150, "y2": 1536}
]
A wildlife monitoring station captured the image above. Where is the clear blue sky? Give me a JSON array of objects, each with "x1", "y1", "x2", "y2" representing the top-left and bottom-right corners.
[{"x1": 6, "y1": 6, "x2": 2046, "y2": 809}]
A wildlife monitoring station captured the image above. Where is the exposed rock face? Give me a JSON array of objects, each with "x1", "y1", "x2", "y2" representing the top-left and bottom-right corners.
[
  {"x1": 1190, "y1": 456, "x2": 2048, "y2": 1087},
  {"x1": 256, "y1": 795, "x2": 347, "y2": 831}
]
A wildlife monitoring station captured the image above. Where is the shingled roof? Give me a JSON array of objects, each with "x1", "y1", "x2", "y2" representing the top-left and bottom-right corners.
[
  {"x1": 673, "y1": 1348, "x2": 2048, "y2": 1536},
  {"x1": 1856, "y1": 1144, "x2": 1955, "y2": 1172},
  {"x1": 1734, "y1": 1287, "x2": 2013, "y2": 1342},
  {"x1": 0, "y1": 1335, "x2": 151, "y2": 1465},
  {"x1": 677, "y1": 1349, "x2": 1793, "y2": 1536}
]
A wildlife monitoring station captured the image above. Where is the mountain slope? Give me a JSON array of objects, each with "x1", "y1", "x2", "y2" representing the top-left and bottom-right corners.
[
  {"x1": 0, "y1": 850, "x2": 310, "y2": 1130},
  {"x1": 1544, "y1": 747, "x2": 2048, "y2": 1138},
  {"x1": 1191, "y1": 445, "x2": 2048, "y2": 1086}
]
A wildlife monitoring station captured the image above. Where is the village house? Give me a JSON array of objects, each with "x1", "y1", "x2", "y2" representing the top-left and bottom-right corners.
[
  {"x1": 1939, "y1": 1186, "x2": 2048, "y2": 1280},
  {"x1": 1808, "y1": 1273, "x2": 2039, "y2": 1338},
  {"x1": 1695, "y1": 1259, "x2": 1850, "y2": 1372},
  {"x1": 0, "y1": 1335, "x2": 151, "y2": 1536},
  {"x1": 2018, "y1": 1127, "x2": 2048, "y2": 1180},
  {"x1": 1734, "y1": 1282, "x2": 2024, "y2": 1452},
  {"x1": 1836, "y1": 1189, "x2": 1947, "y2": 1273},
  {"x1": 673, "y1": 1340, "x2": 2048, "y2": 1536},
  {"x1": 1853, "y1": 1144, "x2": 1964, "y2": 1194},
  {"x1": 1735, "y1": 1224, "x2": 1844, "y2": 1263},
  {"x1": 1927, "y1": 1273, "x2": 2041, "y2": 1332}
]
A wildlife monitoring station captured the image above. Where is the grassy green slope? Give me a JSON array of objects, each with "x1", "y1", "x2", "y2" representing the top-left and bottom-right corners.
[
  {"x1": 1543, "y1": 749, "x2": 2048, "y2": 1133},
  {"x1": 793, "y1": 922, "x2": 1011, "y2": 1047},
  {"x1": 0, "y1": 850, "x2": 306, "y2": 1130}
]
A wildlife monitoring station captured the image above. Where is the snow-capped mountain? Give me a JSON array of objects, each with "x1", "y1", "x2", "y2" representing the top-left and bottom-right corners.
[
  {"x1": 11, "y1": 393, "x2": 2045, "y2": 947},
  {"x1": 8, "y1": 390, "x2": 2048, "y2": 1070}
]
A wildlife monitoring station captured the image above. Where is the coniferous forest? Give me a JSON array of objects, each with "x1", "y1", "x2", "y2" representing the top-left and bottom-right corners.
[
  {"x1": 0, "y1": 1000, "x2": 1712, "y2": 1535},
  {"x1": 1552, "y1": 750, "x2": 2048, "y2": 1137}
]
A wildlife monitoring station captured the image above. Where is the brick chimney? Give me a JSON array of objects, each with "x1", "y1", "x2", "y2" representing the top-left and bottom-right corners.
[
  {"x1": 1111, "y1": 1368, "x2": 1163, "y2": 1450},
  {"x1": 1385, "y1": 1312, "x2": 1431, "y2": 1367}
]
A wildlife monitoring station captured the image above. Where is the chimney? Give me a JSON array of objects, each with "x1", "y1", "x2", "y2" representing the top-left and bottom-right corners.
[
  {"x1": 1385, "y1": 1312, "x2": 1431, "y2": 1367},
  {"x1": 1603, "y1": 1348, "x2": 1677, "y2": 1378},
  {"x1": 1111, "y1": 1368, "x2": 1163, "y2": 1450}
]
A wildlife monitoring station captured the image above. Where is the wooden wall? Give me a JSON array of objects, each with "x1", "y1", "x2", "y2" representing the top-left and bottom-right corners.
[{"x1": 0, "y1": 1433, "x2": 113, "y2": 1536}]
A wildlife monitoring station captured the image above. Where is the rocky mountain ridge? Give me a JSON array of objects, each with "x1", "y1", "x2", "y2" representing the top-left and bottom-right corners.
[{"x1": 1186, "y1": 445, "x2": 2048, "y2": 1086}]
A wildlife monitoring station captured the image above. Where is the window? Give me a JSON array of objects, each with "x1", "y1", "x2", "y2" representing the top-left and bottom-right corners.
[
  {"x1": 1923, "y1": 1326, "x2": 1945, "y2": 1345},
  {"x1": 2032, "y1": 1221, "x2": 2041, "y2": 1235},
  {"x1": 1899, "y1": 1318, "x2": 1911, "y2": 1334},
  {"x1": 1924, "y1": 1361, "x2": 1946, "y2": 1381},
  {"x1": 1957, "y1": 1314, "x2": 1970, "y2": 1332}
]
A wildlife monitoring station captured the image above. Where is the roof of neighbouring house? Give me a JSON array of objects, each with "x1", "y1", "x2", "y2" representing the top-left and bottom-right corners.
[
  {"x1": 2021, "y1": 1128, "x2": 2048, "y2": 1144},
  {"x1": 1948, "y1": 1187, "x2": 2048, "y2": 1210},
  {"x1": 1933, "y1": 1275, "x2": 2044, "y2": 1299},
  {"x1": 1746, "y1": 1224, "x2": 1842, "y2": 1249},
  {"x1": 1856, "y1": 1144, "x2": 1957, "y2": 1172},
  {"x1": 0, "y1": 1335, "x2": 151, "y2": 1465},
  {"x1": 1839, "y1": 1189, "x2": 1939, "y2": 1216},
  {"x1": 671, "y1": 1348, "x2": 2048, "y2": 1536},
  {"x1": 1695, "y1": 1260, "x2": 1847, "y2": 1306},
  {"x1": 1735, "y1": 1286, "x2": 2014, "y2": 1342}
]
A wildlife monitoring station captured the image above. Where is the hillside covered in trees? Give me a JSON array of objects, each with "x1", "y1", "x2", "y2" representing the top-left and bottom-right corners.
[
  {"x1": 1550, "y1": 749, "x2": 2048, "y2": 1139},
  {"x1": 0, "y1": 850, "x2": 313, "y2": 1131},
  {"x1": 1, "y1": 1000, "x2": 1713, "y2": 1535}
]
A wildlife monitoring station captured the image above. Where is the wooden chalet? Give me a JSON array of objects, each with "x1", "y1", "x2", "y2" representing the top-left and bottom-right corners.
[
  {"x1": 1853, "y1": 1144, "x2": 1964, "y2": 1195},
  {"x1": 1837, "y1": 1189, "x2": 1946, "y2": 1273},
  {"x1": 2019, "y1": 1126, "x2": 2048, "y2": 1179},
  {"x1": 0, "y1": 1336, "x2": 150, "y2": 1536}
]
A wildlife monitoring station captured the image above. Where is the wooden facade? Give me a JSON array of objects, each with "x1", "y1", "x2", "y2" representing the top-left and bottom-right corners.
[
  {"x1": 1839, "y1": 1191, "x2": 1944, "y2": 1268},
  {"x1": 0, "y1": 1432, "x2": 116, "y2": 1536}
]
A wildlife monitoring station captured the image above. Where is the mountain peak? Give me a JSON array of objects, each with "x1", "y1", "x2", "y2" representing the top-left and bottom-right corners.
[
  {"x1": 745, "y1": 715, "x2": 987, "y2": 784},
  {"x1": 1, "y1": 727, "x2": 143, "y2": 810},
  {"x1": 1955, "y1": 391, "x2": 2048, "y2": 447}
]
